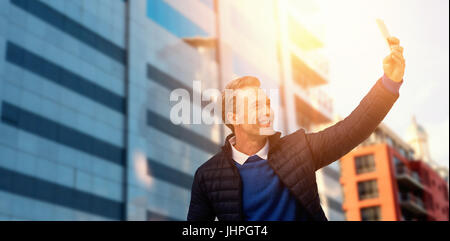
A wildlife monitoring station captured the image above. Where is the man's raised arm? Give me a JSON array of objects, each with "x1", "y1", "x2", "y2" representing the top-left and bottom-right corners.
[{"x1": 305, "y1": 37, "x2": 405, "y2": 171}]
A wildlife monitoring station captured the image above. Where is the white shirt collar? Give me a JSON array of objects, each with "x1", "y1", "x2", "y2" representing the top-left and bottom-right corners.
[{"x1": 229, "y1": 136, "x2": 269, "y2": 165}]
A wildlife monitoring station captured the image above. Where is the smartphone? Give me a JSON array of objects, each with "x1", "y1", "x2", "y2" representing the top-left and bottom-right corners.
[{"x1": 376, "y1": 18, "x2": 391, "y2": 48}]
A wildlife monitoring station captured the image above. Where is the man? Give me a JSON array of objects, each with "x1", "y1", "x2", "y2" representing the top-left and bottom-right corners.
[{"x1": 187, "y1": 37, "x2": 405, "y2": 221}]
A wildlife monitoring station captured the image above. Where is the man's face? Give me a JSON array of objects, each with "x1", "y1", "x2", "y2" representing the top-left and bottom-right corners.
[{"x1": 229, "y1": 86, "x2": 275, "y2": 136}]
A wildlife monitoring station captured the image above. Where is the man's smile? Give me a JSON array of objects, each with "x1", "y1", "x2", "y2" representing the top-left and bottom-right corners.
[
  {"x1": 257, "y1": 116, "x2": 271, "y2": 128},
  {"x1": 258, "y1": 120, "x2": 270, "y2": 128}
]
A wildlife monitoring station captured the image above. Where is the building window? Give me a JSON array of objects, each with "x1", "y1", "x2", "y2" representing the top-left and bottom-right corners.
[
  {"x1": 146, "y1": 0, "x2": 211, "y2": 38},
  {"x1": 411, "y1": 171, "x2": 421, "y2": 183},
  {"x1": 443, "y1": 185, "x2": 449, "y2": 201},
  {"x1": 358, "y1": 180, "x2": 379, "y2": 200},
  {"x1": 355, "y1": 154, "x2": 376, "y2": 174},
  {"x1": 393, "y1": 156, "x2": 400, "y2": 165},
  {"x1": 407, "y1": 150, "x2": 414, "y2": 160},
  {"x1": 386, "y1": 136, "x2": 394, "y2": 147},
  {"x1": 199, "y1": 0, "x2": 215, "y2": 10},
  {"x1": 394, "y1": 156, "x2": 406, "y2": 175},
  {"x1": 360, "y1": 206, "x2": 381, "y2": 221}
]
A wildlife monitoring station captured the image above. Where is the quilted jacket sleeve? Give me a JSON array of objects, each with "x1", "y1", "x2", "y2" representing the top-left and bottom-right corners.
[
  {"x1": 187, "y1": 168, "x2": 216, "y2": 221},
  {"x1": 305, "y1": 77, "x2": 400, "y2": 171}
]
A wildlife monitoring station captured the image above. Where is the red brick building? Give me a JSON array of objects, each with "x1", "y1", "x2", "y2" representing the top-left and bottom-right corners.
[
  {"x1": 410, "y1": 161, "x2": 449, "y2": 220},
  {"x1": 340, "y1": 123, "x2": 449, "y2": 221}
]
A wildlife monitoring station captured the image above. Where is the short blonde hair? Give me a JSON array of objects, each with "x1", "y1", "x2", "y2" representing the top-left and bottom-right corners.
[{"x1": 221, "y1": 76, "x2": 261, "y2": 132}]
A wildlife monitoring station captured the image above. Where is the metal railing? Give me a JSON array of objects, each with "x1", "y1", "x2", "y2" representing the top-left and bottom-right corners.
[
  {"x1": 399, "y1": 192, "x2": 425, "y2": 209},
  {"x1": 396, "y1": 164, "x2": 421, "y2": 183}
]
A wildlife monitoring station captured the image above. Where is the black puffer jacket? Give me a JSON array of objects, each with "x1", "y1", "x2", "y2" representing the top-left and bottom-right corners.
[{"x1": 187, "y1": 78, "x2": 399, "y2": 221}]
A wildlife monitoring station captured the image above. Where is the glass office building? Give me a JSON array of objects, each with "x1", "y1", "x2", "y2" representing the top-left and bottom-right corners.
[
  {"x1": 0, "y1": 0, "x2": 221, "y2": 220},
  {"x1": 0, "y1": 0, "x2": 343, "y2": 220}
]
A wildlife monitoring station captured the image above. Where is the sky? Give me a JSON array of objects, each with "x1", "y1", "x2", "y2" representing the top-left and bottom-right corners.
[{"x1": 314, "y1": 0, "x2": 449, "y2": 168}]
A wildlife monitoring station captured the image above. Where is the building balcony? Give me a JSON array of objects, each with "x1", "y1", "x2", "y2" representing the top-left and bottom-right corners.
[
  {"x1": 290, "y1": 48, "x2": 329, "y2": 87},
  {"x1": 286, "y1": 11, "x2": 329, "y2": 85},
  {"x1": 293, "y1": 85, "x2": 333, "y2": 126},
  {"x1": 398, "y1": 192, "x2": 428, "y2": 218},
  {"x1": 396, "y1": 164, "x2": 424, "y2": 191}
]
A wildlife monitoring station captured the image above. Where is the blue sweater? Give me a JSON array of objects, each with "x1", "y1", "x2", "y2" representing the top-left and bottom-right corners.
[{"x1": 234, "y1": 155, "x2": 309, "y2": 221}]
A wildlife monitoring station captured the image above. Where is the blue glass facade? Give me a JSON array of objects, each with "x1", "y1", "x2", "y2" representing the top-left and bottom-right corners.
[
  {"x1": 0, "y1": 0, "x2": 218, "y2": 220},
  {"x1": 146, "y1": 0, "x2": 209, "y2": 38}
]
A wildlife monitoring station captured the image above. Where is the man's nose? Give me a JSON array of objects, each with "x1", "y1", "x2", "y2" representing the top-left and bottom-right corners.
[
  {"x1": 257, "y1": 106, "x2": 271, "y2": 119},
  {"x1": 265, "y1": 106, "x2": 271, "y2": 116}
]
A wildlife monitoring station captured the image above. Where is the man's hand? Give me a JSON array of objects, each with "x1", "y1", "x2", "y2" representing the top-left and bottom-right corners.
[{"x1": 383, "y1": 36, "x2": 405, "y2": 82}]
